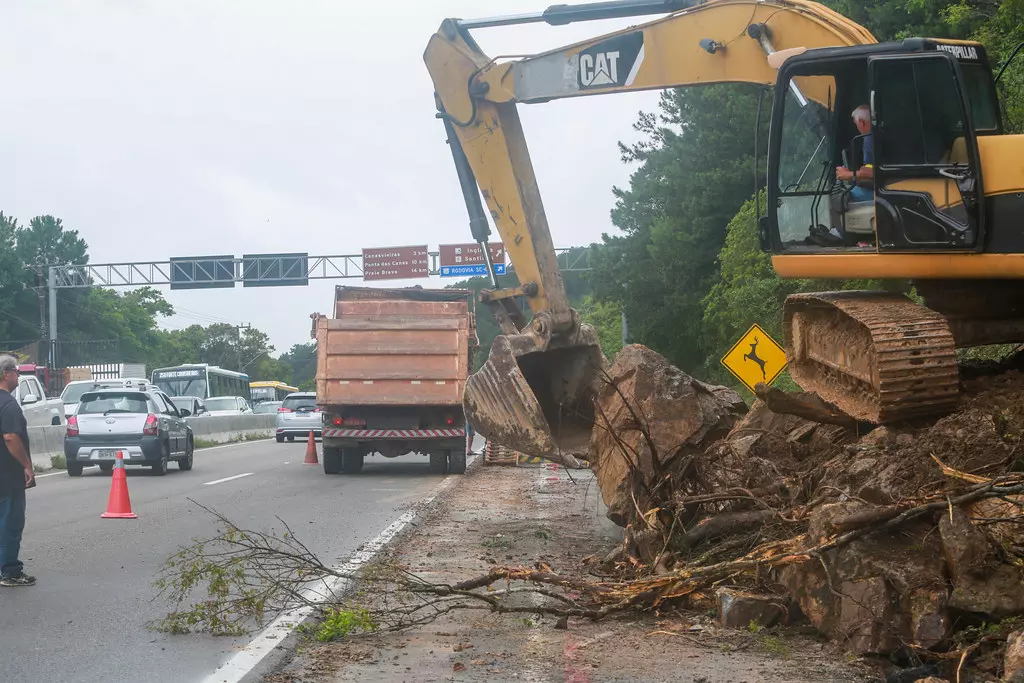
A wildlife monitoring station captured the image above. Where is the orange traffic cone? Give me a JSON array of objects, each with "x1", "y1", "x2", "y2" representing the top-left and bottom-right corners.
[
  {"x1": 101, "y1": 451, "x2": 137, "y2": 519},
  {"x1": 303, "y1": 431, "x2": 319, "y2": 465}
]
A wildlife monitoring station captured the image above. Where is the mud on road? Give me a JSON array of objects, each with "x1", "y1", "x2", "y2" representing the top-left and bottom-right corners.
[{"x1": 264, "y1": 459, "x2": 880, "y2": 683}]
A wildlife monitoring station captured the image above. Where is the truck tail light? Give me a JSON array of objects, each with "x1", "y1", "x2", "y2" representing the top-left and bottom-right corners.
[
  {"x1": 66, "y1": 415, "x2": 79, "y2": 437},
  {"x1": 446, "y1": 417, "x2": 455, "y2": 426},
  {"x1": 143, "y1": 414, "x2": 159, "y2": 436},
  {"x1": 332, "y1": 417, "x2": 343, "y2": 426}
]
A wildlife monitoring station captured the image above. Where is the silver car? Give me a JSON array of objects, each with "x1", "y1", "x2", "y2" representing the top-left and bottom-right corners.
[
  {"x1": 64, "y1": 387, "x2": 194, "y2": 476},
  {"x1": 275, "y1": 392, "x2": 322, "y2": 442}
]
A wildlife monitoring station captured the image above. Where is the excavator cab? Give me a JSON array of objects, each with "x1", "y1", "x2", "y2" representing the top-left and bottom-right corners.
[{"x1": 763, "y1": 39, "x2": 999, "y2": 256}]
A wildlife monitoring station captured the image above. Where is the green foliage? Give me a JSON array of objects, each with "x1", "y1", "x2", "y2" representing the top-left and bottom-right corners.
[
  {"x1": 313, "y1": 607, "x2": 377, "y2": 642},
  {"x1": 579, "y1": 295, "x2": 624, "y2": 359}
]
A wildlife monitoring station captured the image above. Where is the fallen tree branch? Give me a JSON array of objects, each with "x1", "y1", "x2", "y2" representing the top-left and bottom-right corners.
[
  {"x1": 753, "y1": 383, "x2": 858, "y2": 429},
  {"x1": 673, "y1": 509, "x2": 779, "y2": 551}
]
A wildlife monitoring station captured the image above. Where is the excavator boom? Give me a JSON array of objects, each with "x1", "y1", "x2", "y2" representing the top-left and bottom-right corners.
[{"x1": 424, "y1": 0, "x2": 878, "y2": 457}]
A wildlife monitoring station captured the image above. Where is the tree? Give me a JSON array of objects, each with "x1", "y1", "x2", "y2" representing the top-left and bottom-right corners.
[
  {"x1": 591, "y1": 84, "x2": 770, "y2": 375},
  {"x1": 279, "y1": 343, "x2": 317, "y2": 390},
  {"x1": 578, "y1": 295, "x2": 625, "y2": 359}
]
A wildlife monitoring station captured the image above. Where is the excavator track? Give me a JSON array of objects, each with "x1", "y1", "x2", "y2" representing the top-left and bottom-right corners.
[{"x1": 783, "y1": 291, "x2": 960, "y2": 423}]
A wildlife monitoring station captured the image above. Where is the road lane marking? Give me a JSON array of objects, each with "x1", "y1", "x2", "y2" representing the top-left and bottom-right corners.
[
  {"x1": 203, "y1": 454, "x2": 480, "y2": 683},
  {"x1": 197, "y1": 439, "x2": 272, "y2": 452},
  {"x1": 202, "y1": 473, "x2": 254, "y2": 486},
  {"x1": 36, "y1": 471, "x2": 67, "y2": 479}
]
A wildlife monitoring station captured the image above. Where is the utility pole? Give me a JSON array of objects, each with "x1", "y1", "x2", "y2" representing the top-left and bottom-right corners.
[{"x1": 234, "y1": 323, "x2": 251, "y2": 372}]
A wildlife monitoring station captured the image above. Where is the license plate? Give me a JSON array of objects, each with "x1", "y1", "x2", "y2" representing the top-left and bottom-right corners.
[{"x1": 97, "y1": 449, "x2": 119, "y2": 458}]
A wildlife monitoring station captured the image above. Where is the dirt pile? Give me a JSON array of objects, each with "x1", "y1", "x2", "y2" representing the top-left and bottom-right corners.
[{"x1": 588, "y1": 345, "x2": 1024, "y2": 676}]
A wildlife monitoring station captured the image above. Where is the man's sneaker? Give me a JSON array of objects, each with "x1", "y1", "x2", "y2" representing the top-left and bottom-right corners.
[{"x1": 0, "y1": 572, "x2": 36, "y2": 587}]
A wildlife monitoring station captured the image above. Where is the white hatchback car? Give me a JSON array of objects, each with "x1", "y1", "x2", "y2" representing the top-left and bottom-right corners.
[{"x1": 275, "y1": 392, "x2": 322, "y2": 442}]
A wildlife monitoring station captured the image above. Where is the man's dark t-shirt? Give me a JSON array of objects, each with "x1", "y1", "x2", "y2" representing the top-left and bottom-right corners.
[{"x1": 0, "y1": 390, "x2": 30, "y2": 495}]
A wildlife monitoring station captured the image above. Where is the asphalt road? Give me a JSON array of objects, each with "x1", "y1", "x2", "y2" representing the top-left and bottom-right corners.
[{"x1": 0, "y1": 438, "x2": 461, "y2": 683}]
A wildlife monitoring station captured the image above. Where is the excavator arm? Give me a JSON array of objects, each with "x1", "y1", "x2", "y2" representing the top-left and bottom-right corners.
[{"x1": 424, "y1": 0, "x2": 877, "y2": 457}]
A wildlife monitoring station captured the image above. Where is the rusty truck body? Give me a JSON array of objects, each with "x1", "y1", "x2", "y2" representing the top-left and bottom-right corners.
[{"x1": 312, "y1": 285, "x2": 477, "y2": 475}]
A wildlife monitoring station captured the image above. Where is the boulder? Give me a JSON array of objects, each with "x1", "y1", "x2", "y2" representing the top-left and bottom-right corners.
[
  {"x1": 588, "y1": 345, "x2": 746, "y2": 527},
  {"x1": 1005, "y1": 630, "x2": 1024, "y2": 682},
  {"x1": 715, "y1": 587, "x2": 788, "y2": 629},
  {"x1": 940, "y1": 507, "x2": 1024, "y2": 618},
  {"x1": 779, "y1": 502, "x2": 951, "y2": 655}
]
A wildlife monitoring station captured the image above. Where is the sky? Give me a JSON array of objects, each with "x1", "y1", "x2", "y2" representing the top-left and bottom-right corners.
[{"x1": 0, "y1": 0, "x2": 661, "y2": 357}]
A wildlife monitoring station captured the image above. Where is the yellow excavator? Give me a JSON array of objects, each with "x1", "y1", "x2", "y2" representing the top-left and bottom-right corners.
[{"x1": 423, "y1": 0, "x2": 1024, "y2": 458}]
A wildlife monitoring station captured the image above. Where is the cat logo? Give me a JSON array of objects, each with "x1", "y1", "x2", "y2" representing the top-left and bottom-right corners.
[
  {"x1": 580, "y1": 51, "x2": 621, "y2": 87},
  {"x1": 576, "y1": 31, "x2": 645, "y2": 90}
]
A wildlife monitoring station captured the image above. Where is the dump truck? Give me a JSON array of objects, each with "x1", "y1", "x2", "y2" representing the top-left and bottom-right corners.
[{"x1": 311, "y1": 285, "x2": 477, "y2": 475}]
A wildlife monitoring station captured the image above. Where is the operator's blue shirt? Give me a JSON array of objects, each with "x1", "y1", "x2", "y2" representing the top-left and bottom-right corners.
[{"x1": 850, "y1": 133, "x2": 874, "y2": 202}]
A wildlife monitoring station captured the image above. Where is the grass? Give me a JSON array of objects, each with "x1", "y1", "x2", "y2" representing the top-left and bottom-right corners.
[
  {"x1": 194, "y1": 431, "x2": 273, "y2": 449},
  {"x1": 297, "y1": 607, "x2": 377, "y2": 643},
  {"x1": 49, "y1": 453, "x2": 67, "y2": 470}
]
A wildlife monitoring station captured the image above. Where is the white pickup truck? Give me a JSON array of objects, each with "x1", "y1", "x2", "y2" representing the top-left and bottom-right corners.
[{"x1": 15, "y1": 373, "x2": 65, "y2": 428}]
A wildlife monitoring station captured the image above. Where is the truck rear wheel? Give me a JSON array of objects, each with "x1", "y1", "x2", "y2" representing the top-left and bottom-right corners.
[
  {"x1": 323, "y1": 446, "x2": 342, "y2": 474},
  {"x1": 341, "y1": 449, "x2": 363, "y2": 474},
  {"x1": 448, "y1": 450, "x2": 466, "y2": 475},
  {"x1": 429, "y1": 452, "x2": 448, "y2": 474}
]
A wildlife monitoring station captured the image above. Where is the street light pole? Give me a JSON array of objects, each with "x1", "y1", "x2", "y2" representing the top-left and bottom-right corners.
[{"x1": 235, "y1": 323, "x2": 251, "y2": 372}]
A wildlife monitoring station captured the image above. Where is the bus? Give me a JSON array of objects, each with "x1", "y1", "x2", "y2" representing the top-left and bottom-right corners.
[
  {"x1": 151, "y1": 363, "x2": 251, "y2": 401},
  {"x1": 249, "y1": 380, "x2": 299, "y2": 405}
]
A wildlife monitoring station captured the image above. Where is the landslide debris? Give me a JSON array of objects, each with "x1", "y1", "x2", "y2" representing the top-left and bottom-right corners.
[{"x1": 586, "y1": 344, "x2": 1024, "y2": 679}]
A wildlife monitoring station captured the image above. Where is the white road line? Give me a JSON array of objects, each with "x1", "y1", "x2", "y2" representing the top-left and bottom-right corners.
[
  {"x1": 202, "y1": 454, "x2": 479, "y2": 683},
  {"x1": 197, "y1": 438, "x2": 272, "y2": 452},
  {"x1": 202, "y1": 473, "x2": 254, "y2": 486},
  {"x1": 35, "y1": 471, "x2": 67, "y2": 479}
]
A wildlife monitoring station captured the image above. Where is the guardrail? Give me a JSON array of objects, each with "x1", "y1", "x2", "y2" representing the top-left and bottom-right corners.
[{"x1": 28, "y1": 414, "x2": 279, "y2": 469}]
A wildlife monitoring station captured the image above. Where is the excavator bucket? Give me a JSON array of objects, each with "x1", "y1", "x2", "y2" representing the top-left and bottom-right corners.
[{"x1": 464, "y1": 322, "x2": 606, "y2": 458}]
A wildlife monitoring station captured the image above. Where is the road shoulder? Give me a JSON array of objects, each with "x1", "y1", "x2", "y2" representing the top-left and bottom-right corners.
[{"x1": 263, "y1": 460, "x2": 881, "y2": 683}]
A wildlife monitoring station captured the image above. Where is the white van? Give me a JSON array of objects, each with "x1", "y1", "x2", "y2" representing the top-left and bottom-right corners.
[{"x1": 60, "y1": 377, "x2": 151, "y2": 417}]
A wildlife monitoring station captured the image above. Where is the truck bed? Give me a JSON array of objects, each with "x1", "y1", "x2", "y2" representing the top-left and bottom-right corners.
[{"x1": 314, "y1": 287, "x2": 476, "y2": 407}]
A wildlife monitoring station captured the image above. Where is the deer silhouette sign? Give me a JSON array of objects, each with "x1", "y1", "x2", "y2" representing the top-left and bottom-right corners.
[{"x1": 744, "y1": 336, "x2": 768, "y2": 381}]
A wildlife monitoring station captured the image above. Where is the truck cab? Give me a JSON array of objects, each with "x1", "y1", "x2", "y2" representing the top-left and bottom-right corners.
[{"x1": 15, "y1": 370, "x2": 65, "y2": 427}]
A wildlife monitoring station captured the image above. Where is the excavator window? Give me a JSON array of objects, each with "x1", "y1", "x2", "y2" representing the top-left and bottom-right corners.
[{"x1": 868, "y1": 52, "x2": 983, "y2": 250}]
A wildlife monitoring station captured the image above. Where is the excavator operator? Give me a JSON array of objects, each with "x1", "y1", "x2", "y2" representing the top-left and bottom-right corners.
[
  {"x1": 836, "y1": 104, "x2": 874, "y2": 201},
  {"x1": 813, "y1": 101, "x2": 877, "y2": 248}
]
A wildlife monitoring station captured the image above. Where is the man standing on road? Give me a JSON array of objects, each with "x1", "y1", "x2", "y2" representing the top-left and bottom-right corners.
[{"x1": 0, "y1": 354, "x2": 35, "y2": 587}]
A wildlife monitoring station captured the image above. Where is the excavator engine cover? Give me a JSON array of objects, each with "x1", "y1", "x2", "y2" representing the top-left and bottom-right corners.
[{"x1": 464, "y1": 315, "x2": 605, "y2": 458}]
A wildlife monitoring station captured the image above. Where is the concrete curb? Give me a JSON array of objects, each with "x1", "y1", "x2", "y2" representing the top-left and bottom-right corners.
[{"x1": 30, "y1": 414, "x2": 281, "y2": 474}]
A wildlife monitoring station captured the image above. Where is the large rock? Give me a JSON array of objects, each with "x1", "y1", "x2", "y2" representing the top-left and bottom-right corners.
[
  {"x1": 779, "y1": 502, "x2": 951, "y2": 655},
  {"x1": 940, "y1": 507, "x2": 1024, "y2": 617},
  {"x1": 588, "y1": 345, "x2": 747, "y2": 527},
  {"x1": 1005, "y1": 630, "x2": 1024, "y2": 682},
  {"x1": 716, "y1": 587, "x2": 788, "y2": 629}
]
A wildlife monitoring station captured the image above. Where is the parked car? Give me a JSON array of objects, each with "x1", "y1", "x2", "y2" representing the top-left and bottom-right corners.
[
  {"x1": 60, "y1": 377, "x2": 150, "y2": 417},
  {"x1": 16, "y1": 373, "x2": 65, "y2": 427},
  {"x1": 253, "y1": 400, "x2": 282, "y2": 414},
  {"x1": 64, "y1": 387, "x2": 194, "y2": 476},
  {"x1": 169, "y1": 395, "x2": 209, "y2": 417},
  {"x1": 276, "y1": 392, "x2": 322, "y2": 442},
  {"x1": 202, "y1": 396, "x2": 253, "y2": 417}
]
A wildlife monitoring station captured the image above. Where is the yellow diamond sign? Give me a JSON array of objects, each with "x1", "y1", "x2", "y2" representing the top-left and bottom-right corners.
[{"x1": 720, "y1": 323, "x2": 788, "y2": 393}]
